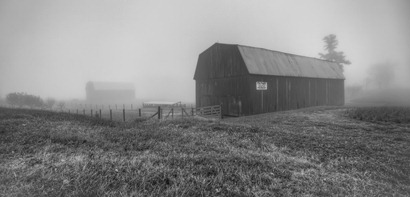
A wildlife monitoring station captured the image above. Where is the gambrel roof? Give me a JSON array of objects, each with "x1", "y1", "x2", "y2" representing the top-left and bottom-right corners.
[{"x1": 195, "y1": 43, "x2": 345, "y2": 80}]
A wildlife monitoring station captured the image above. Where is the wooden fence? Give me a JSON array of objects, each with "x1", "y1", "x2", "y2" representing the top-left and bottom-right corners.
[{"x1": 195, "y1": 105, "x2": 222, "y2": 119}]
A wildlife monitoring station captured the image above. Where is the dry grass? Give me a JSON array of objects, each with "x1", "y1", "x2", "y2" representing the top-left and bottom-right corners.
[
  {"x1": 346, "y1": 106, "x2": 410, "y2": 123},
  {"x1": 1, "y1": 107, "x2": 409, "y2": 196}
]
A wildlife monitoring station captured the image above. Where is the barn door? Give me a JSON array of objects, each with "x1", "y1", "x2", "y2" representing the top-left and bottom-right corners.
[
  {"x1": 227, "y1": 96, "x2": 242, "y2": 116},
  {"x1": 219, "y1": 96, "x2": 242, "y2": 116}
]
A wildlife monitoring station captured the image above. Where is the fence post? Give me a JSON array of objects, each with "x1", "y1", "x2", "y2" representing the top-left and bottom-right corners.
[
  {"x1": 171, "y1": 108, "x2": 174, "y2": 119},
  {"x1": 157, "y1": 106, "x2": 161, "y2": 119},
  {"x1": 139, "y1": 108, "x2": 141, "y2": 117},
  {"x1": 110, "y1": 109, "x2": 112, "y2": 121},
  {"x1": 191, "y1": 108, "x2": 194, "y2": 116},
  {"x1": 99, "y1": 109, "x2": 101, "y2": 119},
  {"x1": 220, "y1": 105, "x2": 223, "y2": 119},
  {"x1": 123, "y1": 108, "x2": 125, "y2": 122}
]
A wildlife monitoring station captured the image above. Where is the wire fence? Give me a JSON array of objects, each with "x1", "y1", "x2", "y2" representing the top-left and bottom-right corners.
[
  {"x1": 1, "y1": 103, "x2": 222, "y2": 122},
  {"x1": 61, "y1": 106, "x2": 198, "y2": 122}
]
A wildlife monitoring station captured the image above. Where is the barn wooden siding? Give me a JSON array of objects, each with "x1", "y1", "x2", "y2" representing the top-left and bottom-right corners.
[
  {"x1": 196, "y1": 76, "x2": 344, "y2": 116},
  {"x1": 246, "y1": 76, "x2": 344, "y2": 115},
  {"x1": 194, "y1": 43, "x2": 345, "y2": 116}
]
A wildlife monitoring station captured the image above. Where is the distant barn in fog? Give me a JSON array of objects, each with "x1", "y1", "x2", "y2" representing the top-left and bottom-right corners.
[
  {"x1": 194, "y1": 43, "x2": 344, "y2": 116},
  {"x1": 86, "y1": 81, "x2": 135, "y2": 104}
]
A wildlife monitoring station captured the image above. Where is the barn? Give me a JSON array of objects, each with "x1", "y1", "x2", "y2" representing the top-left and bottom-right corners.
[
  {"x1": 194, "y1": 43, "x2": 344, "y2": 116},
  {"x1": 86, "y1": 81, "x2": 135, "y2": 104}
]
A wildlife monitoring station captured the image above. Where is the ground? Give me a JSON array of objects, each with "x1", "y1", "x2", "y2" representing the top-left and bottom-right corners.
[{"x1": 0, "y1": 106, "x2": 409, "y2": 196}]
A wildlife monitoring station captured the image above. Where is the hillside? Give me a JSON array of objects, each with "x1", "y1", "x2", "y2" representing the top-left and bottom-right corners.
[{"x1": 1, "y1": 107, "x2": 409, "y2": 196}]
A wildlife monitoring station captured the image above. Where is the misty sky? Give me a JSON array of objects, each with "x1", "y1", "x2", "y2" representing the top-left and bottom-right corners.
[{"x1": 1, "y1": 0, "x2": 409, "y2": 102}]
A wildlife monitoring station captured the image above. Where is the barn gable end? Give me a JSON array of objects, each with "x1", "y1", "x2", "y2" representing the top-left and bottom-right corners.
[{"x1": 194, "y1": 43, "x2": 249, "y2": 80}]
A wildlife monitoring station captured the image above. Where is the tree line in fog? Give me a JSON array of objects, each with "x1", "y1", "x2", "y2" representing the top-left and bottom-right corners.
[{"x1": 5, "y1": 92, "x2": 64, "y2": 109}]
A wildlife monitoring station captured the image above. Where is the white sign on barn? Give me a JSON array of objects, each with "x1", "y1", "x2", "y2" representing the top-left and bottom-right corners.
[{"x1": 256, "y1": 81, "x2": 267, "y2": 90}]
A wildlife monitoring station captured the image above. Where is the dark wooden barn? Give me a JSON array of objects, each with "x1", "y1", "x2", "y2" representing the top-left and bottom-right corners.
[
  {"x1": 194, "y1": 43, "x2": 344, "y2": 116},
  {"x1": 86, "y1": 81, "x2": 135, "y2": 104}
]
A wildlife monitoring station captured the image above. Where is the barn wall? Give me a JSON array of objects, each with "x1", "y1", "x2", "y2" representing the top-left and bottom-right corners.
[
  {"x1": 196, "y1": 76, "x2": 249, "y2": 116},
  {"x1": 196, "y1": 75, "x2": 344, "y2": 116},
  {"x1": 195, "y1": 43, "x2": 251, "y2": 116},
  {"x1": 247, "y1": 75, "x2": 344, "y2": 115},
  {"x1": 87, "y1": 90, "x2": 135, "y2": 104}
]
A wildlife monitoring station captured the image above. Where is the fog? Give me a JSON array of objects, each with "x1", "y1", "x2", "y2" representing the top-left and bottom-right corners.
[{"x1": 1, "y1": 0, "x2": 409, "y2": 104}]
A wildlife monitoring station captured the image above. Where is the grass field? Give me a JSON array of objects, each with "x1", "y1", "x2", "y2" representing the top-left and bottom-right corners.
[
  {"x1": 346, "y1": 106, "x2": 410, "y2": 123},
  {"x1": 1, "y1": 106, "x2": 409, "y2": 196}
]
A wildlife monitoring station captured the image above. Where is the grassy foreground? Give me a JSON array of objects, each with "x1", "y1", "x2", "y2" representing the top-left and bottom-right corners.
[{"x1": 1, "y1": 107, "x2": 409, "y2": 196}]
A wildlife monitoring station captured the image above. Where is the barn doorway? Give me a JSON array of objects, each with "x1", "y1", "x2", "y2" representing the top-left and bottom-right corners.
[{"x1": 222, "y1": 96, "x2": 242, "y2": 117}]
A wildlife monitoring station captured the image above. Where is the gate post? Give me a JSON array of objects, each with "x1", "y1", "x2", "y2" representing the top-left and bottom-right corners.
[
  {"x1": 220, "y1": 104, "x2": 223, "y2": 119},
  {"x1": 123, "y1": 108, "x2": 125, "y2": 122}
]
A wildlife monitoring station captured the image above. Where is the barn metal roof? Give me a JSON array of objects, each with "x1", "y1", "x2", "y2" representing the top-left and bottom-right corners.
[
  {"x1": 237, "y1": 45, "x2": 345, "y2": 79},
  {"x1": 87, "y1": 81, "x2": 135, "y2": 91}
]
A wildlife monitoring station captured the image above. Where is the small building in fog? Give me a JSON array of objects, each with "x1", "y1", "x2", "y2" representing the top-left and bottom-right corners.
[
  {"x1": 86, "y1": 81, "x2": 135, "y2": 104},
  {"x1": 194, "y1": 43, "x2": 345, "y2": 116}
]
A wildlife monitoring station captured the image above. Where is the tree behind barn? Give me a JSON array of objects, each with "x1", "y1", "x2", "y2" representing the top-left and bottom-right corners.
[{"x1": 319, "y1": 34, "x2": 351, "y2": 71}]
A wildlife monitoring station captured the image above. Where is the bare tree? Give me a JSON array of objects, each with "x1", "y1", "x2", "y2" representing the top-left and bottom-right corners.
[
  {"x1": 45, "y1": 98, "x2": 56, "y2": 109},
  {"x1": 57, "y1": 101, "x2": 66, "y2": 111},
  {"x1": 6, "y1": 92, "x2": 22, "y2": 107}
]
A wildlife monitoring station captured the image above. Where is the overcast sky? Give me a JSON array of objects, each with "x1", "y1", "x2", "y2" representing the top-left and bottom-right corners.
[{"x1": 1, "y1": 0, "x2": 409, "y2": 102}]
